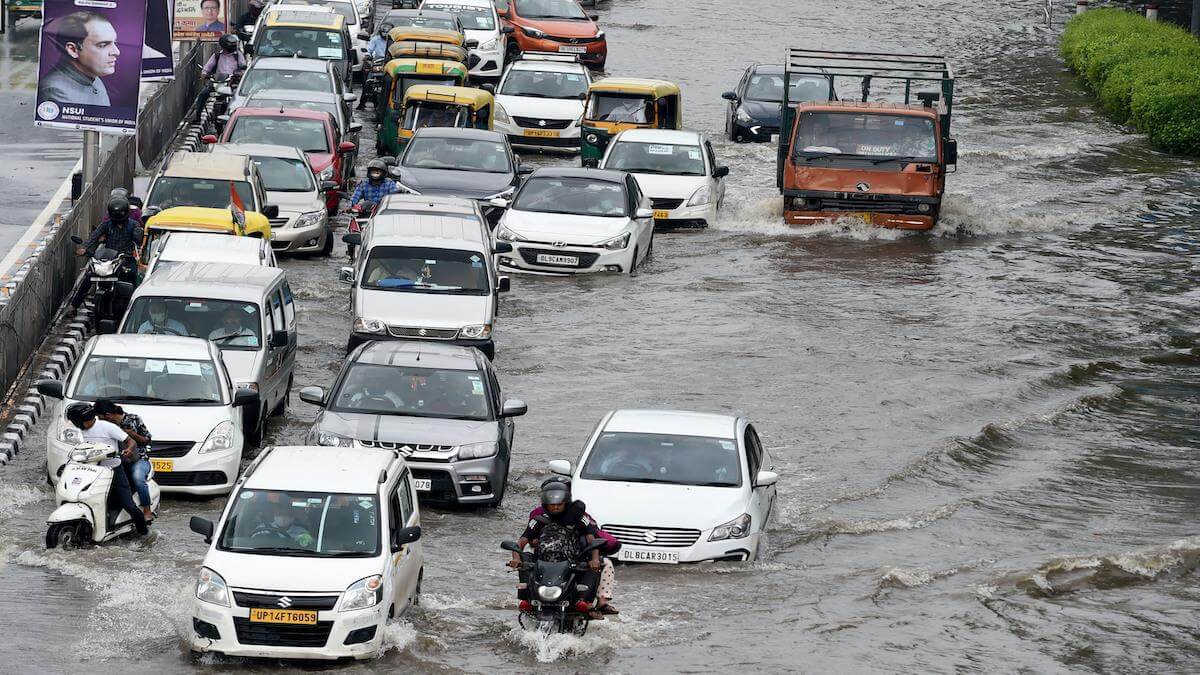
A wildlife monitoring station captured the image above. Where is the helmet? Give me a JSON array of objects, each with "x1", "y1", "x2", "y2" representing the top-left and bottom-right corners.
[
  {"x1": 366, "y1": 159, "x2": 387, "y2": 183},
  {"x1": 540, "y1": 479, "x2": 570, "y2": 508},
  {"x1": 378, "y1": 22, "x2": 393, "y2": 36},
  {"x1": 65, "y1": 402, "x2": 95, "y2": 429},
  {"x1": 106, "y1": 196, "x2": 130, "y2": 222},
  {"x1": 219, "y1": 33, "x2": 239, "y2": 52}
]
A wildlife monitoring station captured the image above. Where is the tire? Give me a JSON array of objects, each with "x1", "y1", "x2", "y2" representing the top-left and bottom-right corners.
[
  {"x1": 628, "y1": 247, "x2": 639, "y2": 275},
  {"x1": 506, "y1": 42, "x2": 521, "y2": 64},
  {"x1": 46, "y1": 522, "x2": 85, "y2": 549},
  {"x1": 320, "y1": 228, "x2": 334, "y2": 256},
  {"x1": 247, "y1": 405, "x2": 266, "y2": 447},
  {"x1": 485, "y1": 469, "x2": 507, "y2": 508},
  {"x1": 413, "y1": 568, "x2": 423, "y2": 606},
  {"x1": 646, "y1": 233, "x2": 654, "y2": 258}
]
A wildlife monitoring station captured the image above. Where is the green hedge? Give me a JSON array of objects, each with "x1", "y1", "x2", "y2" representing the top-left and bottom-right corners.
[{"x1": 1061, "y1": 8, "x2": 1200, "y2": 155}]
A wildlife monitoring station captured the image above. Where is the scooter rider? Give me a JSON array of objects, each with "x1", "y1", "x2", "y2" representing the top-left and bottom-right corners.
[
  {"x1": 359, "y1": 23, "x2": 393, "y2": 110},
  {"x1": 197, "y1": 34, "x2": 246, "y2": 119},
  {"x1": 65, "y1": 403, "x2": 149, "y2": 536},
  {"x1": 94, "y1": 399, "x2": 155, "y2": 523},
  {"x1": 350, "y1": 159, "x2": 398, "y2": 209},
  {"x1": 71, "y1": 196, "x2": 142, "y2": 309}
]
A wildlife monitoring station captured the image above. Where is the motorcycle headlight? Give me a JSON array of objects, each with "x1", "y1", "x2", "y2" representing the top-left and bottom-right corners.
[
  {"x1": 537, "y1": 585, "x2": 563, "y2": 602},
  {"x1": 353, "y1": 317, "x2": 386, "y2": 334},
  {"x1": 58, "y1": 423, "x2": 83, "y2": 444},
  {"x1": 317, "y1": 430, "x2": 355, "y2": 447},
  {"x1": 295, "y1": 210, "x2": 325, "y2": 229},
  {"x1": 196, "y1": 567, "x2": 230, "y2": 606},
  {"x1": 597, "y1": 232, "x2": 630, "y2": 250},
  {"x1": 198, "y1": 420, "x2": 234, "y2": 454},
  {"x1": 339, "y1": 575, "x2": 383, "y2": 612},
  {"x1": 708, "y1": 513, "x2": 752, "y2": 541},
  {"x1": 736, "y1": 108, "x2": 753, "y2": 123},
  {"x1": 494, "y1": 103, "x2": 510, "y2": 124},
  {"x1": 458, "y1": 324, "x2": 492, "y2": 340},
  {"x1": 687, "y1": 184, "x2": 712, "y2": 207},
  {"x1": 318, "y1": 166, "x2": 335, "y2": 181},
  {"x1": 456, "y1": 441, "x2": 497, "y2": 460},
  {"x1": 495, "y1": 225, "x2": 524, "y2": 243},
  {"x1": 521, "y1": 26, "x2": 546, "y2": 39},
  {"x1": 95, "y1": 259, "x2": 120, "y2": 276},
  {"x1": 479, "y1": 37, "x2": 498, "y2": 50}
]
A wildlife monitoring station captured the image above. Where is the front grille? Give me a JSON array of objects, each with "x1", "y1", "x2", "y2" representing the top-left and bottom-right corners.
[
  {"x1": 813, "y1": 197, "x2": 927, "y2": 215},
  {"x1": 233, "y1": 592, "x2": 339, "y2": 610},
  {"x1": 650, "y1": 198, "x2": 684, "y2": 210},
  {"x1": 387, "y1": 325, "x2": 459, "y2": 339},
  {"x1": 148, "y1": 441, "x2": 193, "y2": 458},
  {"x1": 154, "y1": 470, "x2": 227, "y2": 486},
  {"x1": 549, "y1": 35, "x2": 603, "y2": 44},
  {"x1": 233, "y1": 617, "x2": 333, "y2": 647},
  {"x1": 518, "y1": 247, "x2": 600, "y2": 269},
  {"x1": 602, "y1": 524, "x2": 701, "y2": 548},
  {"x1": 359, "y1": 440, "x2": 454, "y2": 454},
  {"x1": 513, "y1": 116, "x2": 572, "y2": 130},
  {"x1": 269, "y1": 217, "x2": 290, "y2": 228},
  {"x1": 509, "y1": 134, "x2": 578, "y2": 148}
]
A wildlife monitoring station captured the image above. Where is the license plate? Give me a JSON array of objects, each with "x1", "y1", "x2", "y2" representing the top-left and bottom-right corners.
[
  {"x1": 413, "y1": 478, "x2": 432, "y2": 491},
  {"x1": 249, "y1": 608, "x2": 317, "y2": 624},
  {"x1": 845, "y1": 212, "x2": 873, "y2": 223},
  {"x1": 523, "y1": 129, "x2": 560, "y2": 138},
  {"x1": 536, "y1": 253, "x2": 579, "y2": 266},
  {"x1": 617, "y1": 548, "x2": 680, "y2": 564},
  {"x1": 653, "y1": 209, "x2": 670, "y2": 220},
  {"x1": 558, "y1": 45, "x2": 587, "y2": 54},
  {"x1": 150, "y1": 459, "x2": 173, "y2": 473},
  {"x1": 416, "y1": 61, "x2": 442, "y2": 74}
]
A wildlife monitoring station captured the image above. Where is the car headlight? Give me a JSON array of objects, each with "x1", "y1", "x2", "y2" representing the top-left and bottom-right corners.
[
  {"x1": 595, "y1": 30, "x2": 605, "y2": 39},
  {"x1": 537, "y1": 585, "x2": 563, "y2": 602},
  {"x1": 495, "y1": 225, "x2": 524, "y2": 242},
  {"x1": 483, "y1": 187, "x2": 515, "y2": 201},
  {"x1": 295, "y1": 210, "x2": 325, "y2": 229},
  {"x1": 687, "y1": 184, "x2": 712, "y2": 207},
  {"x1": 521, "y1": 26, "x2": 546, "y2": 39},
  {"x1": 317, "y1": 430, "x2": 354, "y2": 447},
  {"x1": 494, "y1": 103, "x2": 510, "y2": 124},
  {"x1": 708, "y1": 513, "x2": 752, "y2": 541},
  {"x1": 339, "y1": 575, "x2": 383, "y2": 611},
  {"x1": 318, "y1": 166, "x2": 335, "y2": 181},
  {"x1": 479, "y1": 37, "x2": 498, "y2": 50},
  {"x1": 58, "y1": 422, "x2": 82, "y2": 444},
  {"x1": 354, "y1": 317, "x2": 386, "y2": 334},
  {"x1": 597, "y1": 232, "x2": 630, "y2": 250},
  {"x1": 455, "y1": 441, "x2": 498, "y2": 461},
  {"x1": 395, "y1": 180, "x2": 421, "y2": 195},
  {"x1": 458, "y1": 324, "x2": 492, "y2": 340},
  {"x1": 736, "y1": 108, "x2": 753, "y2": 123},
  {"x1": 196, "y1": 567, "x2": 230, "y2": 606},
  {"x1": 198, "y1": 420, "x2": 235, "y2": 454}
]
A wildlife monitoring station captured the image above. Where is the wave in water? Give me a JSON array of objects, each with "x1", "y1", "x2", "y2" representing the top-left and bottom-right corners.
[{"x1": 1003, "y1": 537, "x2": 1200, "y2": 597}]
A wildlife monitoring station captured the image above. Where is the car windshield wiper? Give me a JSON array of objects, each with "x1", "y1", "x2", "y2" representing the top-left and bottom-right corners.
[
  {"x1": 688, "y1": 481, "x2": 738, "y2": 487},
  {"x1": 870, "y1": 155, "x2": 925, "y2": 165},
  {"x1": 229, "y1": 546, "x2": 307, "y2": 555},
  {"x1": 112, "y1": 395, "x2": 167, "y2": 402},
  {"x1": 318, "y1": 550, "x2": 372, "y2": 557},
  {"x1": 163, "y1": 397, "x2": 221, "y2": 405}
]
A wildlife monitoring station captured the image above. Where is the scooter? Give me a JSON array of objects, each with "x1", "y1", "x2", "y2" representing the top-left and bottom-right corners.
[
  {"x1": 70, "y1": 235, "x2": 134, "y2": 334},
  {"x1": 344, "y1": 198, "x2": 376, "y2": 262},
  {"x1": 46, "y1": 442, "x2": 160, "y2": 549},
  {"x1": 502, "y1": 536, "x2": 606, "y2": 635}
]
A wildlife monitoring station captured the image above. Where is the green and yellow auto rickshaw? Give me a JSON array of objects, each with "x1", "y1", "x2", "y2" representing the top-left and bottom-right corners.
[
  {"x1": 394, "y1": 85, "x2": 494, "y2": 155},
  {"x1": 386, "y1": 26, "x2": 471, "y2": 65},
  {"x1": 580, "y1": 78, "x2": 683, "y2": 164},
  {"x1": 376, "y1": 59, "x2": 470, "y2": 155}
]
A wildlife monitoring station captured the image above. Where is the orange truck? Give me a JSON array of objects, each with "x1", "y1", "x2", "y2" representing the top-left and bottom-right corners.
[{"x1": 776, "y1": 49, "x2": 958, "y2": 230}]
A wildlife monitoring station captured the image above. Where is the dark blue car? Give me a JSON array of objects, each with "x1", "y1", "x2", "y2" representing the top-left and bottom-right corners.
[{"x1": 721, "y1": 64, "x2": 835, "y2": 143}]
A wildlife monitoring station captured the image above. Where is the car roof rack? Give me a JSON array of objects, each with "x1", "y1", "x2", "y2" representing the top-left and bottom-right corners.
[{"x1": 517, "y1": 51, "x2": 581, "y2": 63}]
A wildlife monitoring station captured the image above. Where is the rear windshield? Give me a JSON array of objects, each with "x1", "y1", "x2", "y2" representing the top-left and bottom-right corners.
[
  {"x1": 252, "y1": 156, "x2": 316, "y2": 192},
  {"x1": 239, "y1": 68, "x2": 333, "y2": 96},
  {"x1": 587, "y1": 95, "x2": 649, "y2": 123}
]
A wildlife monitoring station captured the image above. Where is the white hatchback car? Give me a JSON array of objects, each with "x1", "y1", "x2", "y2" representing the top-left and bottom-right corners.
[
  {"x1": 599, "y1": 129, "x2": 728, "y2": 228},
  {"x1": 188, "y1": 445, "x2": 423, "y2": 661},
  {"x1": 494, "y1": 167, "x2": 654, "y2": 275},
  {"x1": 494, "y1": 54, "x2": 592, "y2": 152},
  {"x1": 549, "y1": 409, "x2": 778, "y2": 563}
]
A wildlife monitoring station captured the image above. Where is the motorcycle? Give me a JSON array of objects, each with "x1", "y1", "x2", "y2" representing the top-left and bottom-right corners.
[
  {"x1": 209, "y1": 69, "x2": 244, "y2": 134},
  {"x1": 71, "y1": 235, "x2": 134, "y2": 334},
  {"x1": 501, "y1": 536, "x2": 606, "y2": 635},
  {"x1": 362, "y1": 57, "x2": 387, "y2": 123},
  {"x1": 46, "y1": 442, "x2": 160, "y2": 549},
  {"x1": 344, "y1": 197, "x2": 377, "y2": 262}
]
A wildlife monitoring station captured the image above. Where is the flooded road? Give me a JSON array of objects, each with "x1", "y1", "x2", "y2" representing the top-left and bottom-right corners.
[{"x1": 2, "y1": 0, "x2": 1199, "y2": 671}]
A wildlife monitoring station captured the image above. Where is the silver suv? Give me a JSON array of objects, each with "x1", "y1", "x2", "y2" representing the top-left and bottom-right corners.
[{"x1": 300, "y1": 341, "x2": 526, "y2": 507}]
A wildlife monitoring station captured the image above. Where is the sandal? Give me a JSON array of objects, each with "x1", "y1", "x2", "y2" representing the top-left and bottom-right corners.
[
  {"x1": 587, "y1": 610, "x2": 605, "y2": 620},
  {"x1": 600, "y1": 604, "x2": 619, "y2": 615}
]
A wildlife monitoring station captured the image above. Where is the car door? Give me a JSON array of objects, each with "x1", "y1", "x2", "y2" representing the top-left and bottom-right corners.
[
  {"x1": 280, "y1": 280, "x2": 298, "y2": 382},
  {"x1": 743, "y1": 424, "x2": 774, "y2": 529},
  {"x1": 626, "y1": 176, "x2": 652, "y2": 255},
  {"x1": 387, "y1": 470, "x2": 421, "y2": 608},
  {"x1": 487, "y1": 362, "x2": 513, "y2": 458},
  {"x1": 704, "y1": 138, "x2": 725, "y2": 207},
  {"x1": 265, "y1": 287, "x2": 287, "y2": 409}
]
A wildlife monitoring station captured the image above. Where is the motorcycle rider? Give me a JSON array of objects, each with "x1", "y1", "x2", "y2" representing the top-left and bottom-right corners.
[
  {"x1": 235, "y1": 0, "x2": 266, "y2": 41},
  {"x1": 359, "y1": 23, "x2": 393, "y2": 110},
  {"x1": 93, "y1": 399, "x2": 154, "y2": 523},
  {"x1": 196, "y1": 33, "x2": 246, "y2": 121},
  {"x1": 65, "y1": 403, "x2": 149, "y2": 536},
  {"x1": 347, "y1": 159, "x2": 398, "y2": 258},
  {"x1": 71, "y1": 196, "x2": 142, "y2": 309},
  {"x1": 525, "y1": 478, "x2": 620, "y2": 615}
]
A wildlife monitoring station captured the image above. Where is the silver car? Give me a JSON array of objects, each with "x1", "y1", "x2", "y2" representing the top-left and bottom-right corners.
[{"x1": 299, "y1": 341, "x2": 527, "y2": 507}]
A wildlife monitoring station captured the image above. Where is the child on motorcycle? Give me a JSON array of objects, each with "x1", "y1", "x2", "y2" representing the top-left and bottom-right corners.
[
  {"x1": 65, "y1": 403, "x2": 149, "y2": 536},
  {"x1": 94, "y1": 399, "x2": 154, "y2": 523}
]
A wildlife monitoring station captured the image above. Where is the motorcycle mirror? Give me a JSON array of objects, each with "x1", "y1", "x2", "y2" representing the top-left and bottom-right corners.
[
  {"x1": 70, "y1": 235, "x2": 83, "y2": 245},
  {"x1": 500, "y1": 540, "x2": 522, "y2": 553},
  {"x1": 190, "y1": 516, "x2": 215, "y2": 543},
  {"x1": 36, "y1": 379, "x2": 64, "y2": 399}
]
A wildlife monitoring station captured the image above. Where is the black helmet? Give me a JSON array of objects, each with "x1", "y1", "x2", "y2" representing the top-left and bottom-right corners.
[
  {"x1": 367, "y1": 159, "x2": 387, "y2": 182},
  {"x1": 65, "y1": 402, "x2": 95, "y2": 429},
  {"x1": 219, "y1": 33, "x2": 239, "y2": 52},
  {"x1": 540, "y1": 479, "x2": 570, "y2": 508},
  {"x1": 107, "y1": 196, "x2": 130, "y2": 222}
]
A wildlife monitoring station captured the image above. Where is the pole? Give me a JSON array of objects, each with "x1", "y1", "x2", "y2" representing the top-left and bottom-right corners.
[
  {"x1": 1147, "y1": 4, "x2": 1158, "y2": 21},
  {"x1": 81, "y1": 131, "x2": 100, "y2": 186},
  {"x1": 1192, "y1": 0, "x2": 1199, "y2": 36},
  {"x1": 1076, "y1": 0, "x2": 1087, "y2": 14}
]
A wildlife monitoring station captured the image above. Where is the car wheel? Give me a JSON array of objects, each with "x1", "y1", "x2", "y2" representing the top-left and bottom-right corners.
[
  {"x1": 505, "y1": 41, "x2": 520, "y2": 63},
  {"x1": 320, "y1": 228, "x2": 334, "y2": 256},
  {"x1": 248, "y1": 405, "x2": 266, "y2": 447},
  {"x1": 646, "y1": 233, "x2": 654, "y2": 258},
  {"x1": 628, "y1": 246, "x2": 639, "y2": 275},
  {"x1": 485, "y1": 470, "x2": 507, "y2": 508}
]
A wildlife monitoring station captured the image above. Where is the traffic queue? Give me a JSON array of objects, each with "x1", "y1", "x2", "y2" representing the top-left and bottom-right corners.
[{"x1": 33, "y1": 0, "x2": 960, "y2": 660}]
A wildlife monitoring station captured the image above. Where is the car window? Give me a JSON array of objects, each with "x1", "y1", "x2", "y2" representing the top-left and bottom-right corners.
[
  {"x1": 331, "y1": 363, "x2": 492, "y2": 420},
  {"x1": 218, "y1": 489, "x2": 381, "y2": 557},
  {"x1": 580, "y1": 432, "x2": 743, "y2": 487},
  {"x1": 270, "y1": 290, "x2": 284, "y2": 337},
  {"x1": 227, "y1": 117, "x2": 331, "y2": 153},
  {"x1": 745, "y1": 425, "x2": 762, "y2": 478},
  {"x1": 282, "y1": 282, "x2": 296, "y2": 328},
  {"x1": 125, "y1": 297, "x2": 263, "y2": 350},
  {"x1": 239, "y1": 68, "x2": 333, "y2": 95},
  {"x1": 399, "y1": 472, "x2": 415, "y2": 524},
  {"x1": 147, "y1": 177, "x2": 255, "y2": 211},
  {"x1": 257, "y1": 27, "x2": 347, "y2": 60},
  {"x1": 705, "y1": 141, "x2": 717, "y2": 174}
]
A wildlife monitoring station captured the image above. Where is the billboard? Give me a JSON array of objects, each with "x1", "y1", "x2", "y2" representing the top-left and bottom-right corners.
[
  {"x1": 173, "y1": 0, "x2": 228, "y2": 41},
  {"x1": 141, "y1": 0, "x2": 173, "y2": 80}
]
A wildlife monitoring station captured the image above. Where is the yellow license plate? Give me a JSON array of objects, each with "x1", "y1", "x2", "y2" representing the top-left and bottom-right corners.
[
  {"x1": 416, "y1": 62, "x2": 442, "y2": 74},
  {"x1": 653, "y1": 210, "x2": 670, "y2": 220},
  {"x1": 150, "y1": 459, "x2": 173, "y2": 473},
  {"x1": 249, "y1": 608, "x2": 318, "y2": 625},
  {"x1": 523, "y1": 129, "x2": 560, "y2": 138},
  {"x1": 846, "y1": 212, "x2": 873, "y2": 223}
]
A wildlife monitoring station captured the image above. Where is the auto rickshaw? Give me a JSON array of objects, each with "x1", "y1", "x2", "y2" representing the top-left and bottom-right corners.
[
  {"x1": 394, "y1": 85, "x2": 494, "y2": 155},
  {"x1": 376, "y1": 58, "x2": 470, "y2": 154},
  {"x1": 388, "y1": 26, "x2": 466, "y2": 49},
  {"x1": 580, "y1": 78, "x2": 683, "y2": 163},
  {"x1": 139, "y1": 207, "x2": 272, "y2": 276},
  {"x1": 387, "y1": 39, "x2": 471, "y2": 65}
]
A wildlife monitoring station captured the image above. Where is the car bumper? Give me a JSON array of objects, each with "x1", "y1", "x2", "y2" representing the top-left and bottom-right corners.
[
  {"x1": 408, "y1": 455, "x2": 505, "y2": 504},
  {"x1": 190, "y1": 598, "x2": 385, "y2": 660},
  {"x1": 47, "y1": 437, "x2": 240, "y2": 495},
  {"x1": 784, "y1": 209, "x2": 935, "y2": 231},
  {"x1": 515, "y1": 35, "x2": 606, "y2": 68},
  {"x1": 498, "y1": 243, "x2": 631, "y2": 275},
  {"x1": 616, "y1": 531, "x2": 761, "y2": 564},
  {"x1": 468, "y1": 47, "x2": 504, "y2": 78},
  {"x1": 347, "y1": 331, "x2": 494, "y2": 358},
  {"x1": 270, "y1": 219, "x2": 329, "y2": 253},
  {"x1": 495, "y1": 120, "x2": 580, "y2": 150},
  {"x1": 652, "y1": 201, "x2": 715, "y2": 228},
  {"x1": 732, "y1": 119, "x2": 778, "y2": 142}
]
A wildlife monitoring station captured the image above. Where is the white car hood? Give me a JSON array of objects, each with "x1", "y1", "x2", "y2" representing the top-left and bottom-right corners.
[
  {"x1": 503, "y1": 210, "x2": 629, "y2": 245},
  {"x1": 573, "y1": 479, "x2": 748, "y2": 532},
  {"x1": 357, "y1": 290, "x2": 490, "y2": 329},
  {"x1": 218, "y1": 350, "x2": 263, "y2": 386},
  {"x1": 121, "y1": 403, "x2": 230, "y2": 442},
  {"x1": 496, "y1": 95, "x2": 583, "y2": 121},
  {"x1": 203, "y1": 547, "x2": 380, "y2": 594},
  {"x1": 267, "y1": 190, "x2": 325, "y2": 214},
  {"x1": 627, "y1": 172, "x2": 706, "y2": 200}
]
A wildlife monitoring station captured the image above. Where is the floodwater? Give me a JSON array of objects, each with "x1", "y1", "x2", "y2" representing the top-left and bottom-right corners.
[{"x1": 2, "y1": 0, "x2": 1199, "y2": 672}]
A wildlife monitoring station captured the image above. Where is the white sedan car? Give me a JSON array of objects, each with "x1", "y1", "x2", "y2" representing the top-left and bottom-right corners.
[
  {"x1": 549, "y1": 409, "x2": 778, "y2": 563},
  {"x1": 599, "y1": 129, "x2": 728, "y2": 228},
  {"x1": 494, "y1": 167, "x2": 654, "y2": 275},
  {"x1": 494, "y1": 54, "x2": 592, "y2": 152}
]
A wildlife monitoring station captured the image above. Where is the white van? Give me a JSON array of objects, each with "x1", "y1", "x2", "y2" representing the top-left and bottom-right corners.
[
  {"x1": 145, "y1": 232, "x2": 277, "y2": 277},
  {"x1": 339, "y1": 196, "x2": 510, "y2": 358},
  {"x1": 187, "y1": 446, "x2": 423, "y2": 660}
]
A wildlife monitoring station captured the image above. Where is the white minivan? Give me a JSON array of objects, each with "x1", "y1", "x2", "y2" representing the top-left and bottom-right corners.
[{"x1": 188, "y1": 446, "x2": 423, "y2": 660}]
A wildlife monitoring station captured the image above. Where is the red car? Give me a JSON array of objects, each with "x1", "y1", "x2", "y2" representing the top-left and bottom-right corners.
[
  {"x1": 498, "y1": 0, "x2": 606, "y2": 69},
  {"x1": 203, "y1": 108, "x2": 356, "y2": 214}
]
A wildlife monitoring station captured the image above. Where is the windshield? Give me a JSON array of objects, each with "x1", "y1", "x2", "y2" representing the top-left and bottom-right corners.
[
  {"x1": 124, "y1": 297, "x2": 263, "y2": 350},
  {"x1": 746, "y1": 73, "x2": 830, "y2": 103},
  {"x1": 147, "y1": 178, "x2": 255, "y2": 211},
  {"x1": 252, "y1": 156, "x2": 315, "y2": 192},
  {"x1": 403, "y1": 136, "x2": 510, "y2": 173},
  {"x1": 514, "y1": 0, "x2": 586, "y2": 19},
  {"x1": 423, "y1": 3, "x2": 494, "y2": 30},
  {"x1": 257, "y1": 27, "x2": 347, "y2": 60},
  {"x1": 228, "y1": 117, "x2": 330, "y2": 153},
  {"x1": 218, "y1": 489, "x2": 380, "y2": 558},
  {"x1": 402, "y1": 101, "x2": 465, "y2": 130},
  {"x1": 239, "y1": 68, "x2": 333, "y2": 96},
  {"x1": 514, "y1": 177, "x2": 627, "y2": 217},
  {"x1": 70, "y1": 355, "x2": 224, "y2": 405},
  {"x1": 586, "y1": 94, "x2": 649, "y2": 123},
  {"x1": 501, "y1": 69, "x2": 587, "y2": 99},
  {"x1": 248, "y1": 98, "x2": 339, "y2": 124},
  {"x1": 606, "y1": 141, "x2": 704, "y2": 176},
  {"x1": 331, "y1": 363, "x2": 491, "y2": 419},
  {"x1": 393, "y1": 76, "x2": 458, "y2": 105},
  {"x1": 793, "y1": 112, "x2": 937, "y2": 163},
  {"x1": 581, "y1": 432, "x2": 743, "y2": 487},
  {"x1": 389, "y1": 15, "x2": 456, "y2": 30},
  {"x1": 361, "y1": 245, "x2": 490, "y2": 295}
]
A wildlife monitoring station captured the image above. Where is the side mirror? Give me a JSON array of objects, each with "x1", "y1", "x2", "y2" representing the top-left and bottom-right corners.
[
  {"x1": 944, "y1": 137, "x2": 958, "y2": 166},
  {"x1": 464, "y1": 39, "x2": 479, "y2": 49},
  {"x1": 581, "y1": 157, "x2": 599, "y2": 168},
  {"x1": 494, "y1": 243, "x2": 513, "y2": 255},
  {"x1": 338, "y1": 265, "x2": 355, "y2": 283},
  {"x1": 98, "y1": 318, "x2": 117, "y2": 334},
  {"x1": 269, "y1": 332, "x2": 288, "y2": 349},
  {"x1": 388, "y1": 166, "x2": 402, "y2": 178},
  {"x1": 392, "y1": 525, "x2": 421, "y2": 551},
  {"x1": 480, "y1": 83, "x2": 495, "y2": 94},
  {"x1": 488, "y1": 197, "x2": 509, "y2": 209},
  {"x1": 721, "y1": 90, "x2": 739, "y2": 102},
  {"x1": 233, "y1": 387, "x2": 260, "y2": 408},
  {"x1": 298, "y1": 385, "x2": 326, "y2": 406},
  {"x1": 379, "y1": 155, "x2": 398, "y2": 166},
  {"x1": 201, "y1": 134, "x2": 218, "y2": 144},
  {"x1": 500, "y1": 25, "x2": 515, "y2": 34},
  {"x1": 713, "y1": 165, "x2": 730, "y2": 178},
  {"x1": 517, "y1": 165, "x2": 534, "y2": 176},
  {"x1": 342, "y1": 233, "x2": 362, "y2": 246},
  {"x1": 548, "y1": 459, "x2": 572, "y2": 476},
  {"x1": 342, "y1": 93, "x2": 359, "y2": 103},
  {"x1": 496, "y1": 274, "x2": 511, "y2": 291},
  {"x1": 500, "y1": 539, "x2": 522, "y2": 553},
  {"x1": 36, "y1": 379, "x2": 64, "y2": 399},
  {"x1": 755, "y1": 470, "x2": 779, "y2": 488},
  {"x1": 216, "y1": 85, "x2": 233, "y2": 96},
  {"x1": 349, "y1": 122, "x2": 363, "y2": 134},
  {"x1": 217, "y1": 114, "x2": 231, "y2": 124},
  {"x1": 500, "y1": 399, "x2": 527, "y2": 418},
  {"x1": 189, "y1": 516, "x2": 215, "y2": 543},
  {"x1": 635, "y1": 207, "x2": 654, "y2": 219},
  {"x1": 320, "y1": 180, "x2": 338, "y2": 192},
  {"x1": 262, "y1": 204, "x2": 280, "y2": 219},
  {"x1": 338, "y1": 141, "x2": 357, "y2": 154}
]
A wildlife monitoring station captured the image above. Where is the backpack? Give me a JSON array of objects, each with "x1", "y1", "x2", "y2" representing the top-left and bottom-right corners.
[{"x1": 537, "y1": 521, "x2": 581, "y2": 563}]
